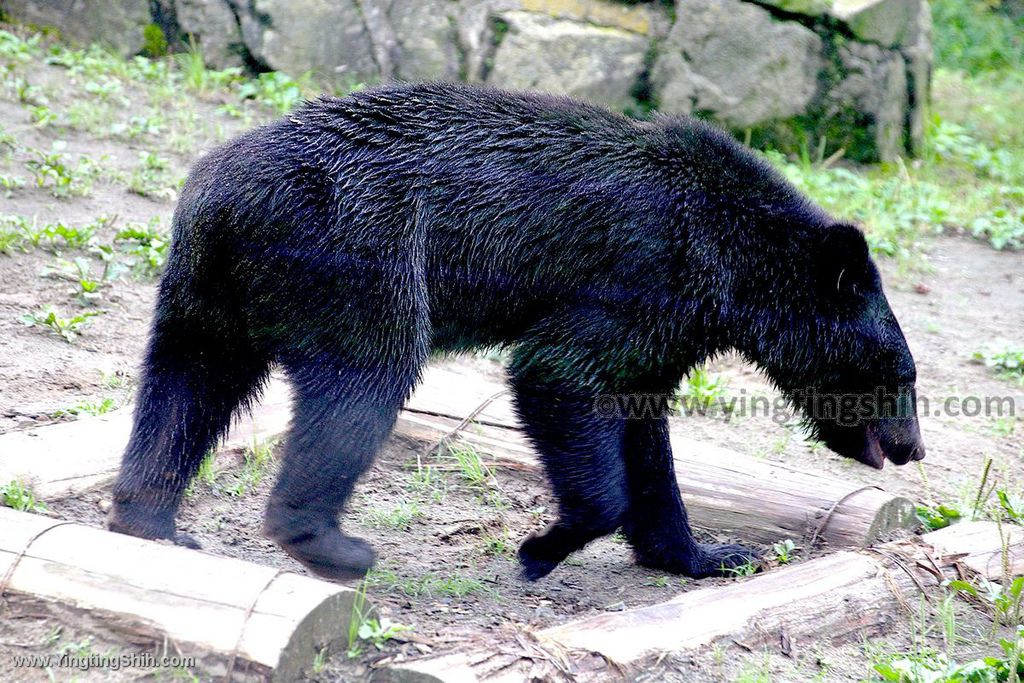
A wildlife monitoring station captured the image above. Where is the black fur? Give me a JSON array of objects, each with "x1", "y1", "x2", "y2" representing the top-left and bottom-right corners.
[{"x1": 108, "y1": 82, "x2": 924, "y2": 581}]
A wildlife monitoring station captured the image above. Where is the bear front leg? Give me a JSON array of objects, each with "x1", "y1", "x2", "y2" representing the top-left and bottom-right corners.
[
  {"x1": 509, "y1": 364, "x2": 630, "y2": 581},
  {"x1": 622, "y1": 417, "x2": 761, "y2": 578}
]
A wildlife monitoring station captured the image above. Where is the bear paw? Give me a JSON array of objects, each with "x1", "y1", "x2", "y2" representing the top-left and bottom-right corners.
[
  {"x1": 691, "y1": 542, "x2": 762, "y2": 579},
  {"x1": 275, "y1": 529, "x2": 376, "y2": 582},
  {"x1": 518, "y1": 529, "x2": 568, "y2": 581}
]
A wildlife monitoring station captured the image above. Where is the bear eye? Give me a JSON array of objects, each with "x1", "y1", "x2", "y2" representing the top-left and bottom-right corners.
[{"x1": 836, "y1": 268, "x2": 857, "y2": 294}]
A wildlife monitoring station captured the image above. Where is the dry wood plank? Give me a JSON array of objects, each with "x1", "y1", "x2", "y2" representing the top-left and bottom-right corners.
[
  {"x1": 0, "y1": 370, "x2": 916, "y2": 548},
  {"x1": 386, "y1": 521, "x2": 1024, "y2": 683},
  {"x1": 0, "y1": 507, "x2": 364, "y2": 682}
]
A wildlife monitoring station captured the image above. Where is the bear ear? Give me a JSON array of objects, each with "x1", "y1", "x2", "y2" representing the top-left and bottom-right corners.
[
  {"x1": 813, "y1": 223, "x2": 872, "y2": 299},
  {"x1": 820, "y1": 223, "x2": 869, "y2": 266}
]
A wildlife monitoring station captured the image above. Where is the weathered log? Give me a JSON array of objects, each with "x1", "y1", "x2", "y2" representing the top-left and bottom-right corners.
[
  {"x1": 387, "y1": 521, "x2": 1024, "y2": 683},
  {"x1": 0, "y1": 368, "x2": 917, "y2": 547},
  {"x1": 394, "y1": 408, "x2": 918, "y2": 547},
  {"x1": 0, "y1": 507, "x2": 364, "y2": 682},
  {"x1": 0, "y1": 377, "x2": 294, "y2": 500}
]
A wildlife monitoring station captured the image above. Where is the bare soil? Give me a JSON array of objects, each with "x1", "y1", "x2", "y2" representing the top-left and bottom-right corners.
[{"x1": 0, "y1": 38, "x2": 1022, "y2": 683}]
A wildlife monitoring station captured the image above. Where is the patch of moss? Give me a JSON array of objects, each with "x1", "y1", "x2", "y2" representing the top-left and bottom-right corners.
[{"x1": 142, "y1": 23, "x2": 168, "y2": 58}]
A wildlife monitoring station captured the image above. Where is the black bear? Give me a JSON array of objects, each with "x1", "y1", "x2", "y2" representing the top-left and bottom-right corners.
[{"x1": 108, "y1": 82, "x2": 925, "y2": 582}]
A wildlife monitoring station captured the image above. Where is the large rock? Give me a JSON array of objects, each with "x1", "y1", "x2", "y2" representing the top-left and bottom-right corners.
[
  {"x1": 651, "y1": 0, "x2": 824, "y2": 128},
  {"x1": 174, "y1": 0, "x2": 245, "y2": 68},
  {"x1": 0, "y1": 0, "x2": 151, "y2": 54},
  {"x1": 0, "y1": 0, "x2": 932, "y2": 161},
  {"x1": 756, "y1": 0, "x2": 834, "y2": 15},
  {"x1": 516, "y1": 0, "x2": 672, "y2": 37},
  {"x1": 830, "y1": 0, "x2": 922, "y2": 47},
  {"x1": 901, "y1": 0, "x2": 932, "y2": 155},
  {"x1": 824, "y1": 42, "x2": 908, "y2": 161},
  {"x1": 232, "y1": 0, "x2": 378, "y2": 86},
  {"x1": 485, "y1": 11, "x2": 649, "y2": 111},
  {"x1": 378, "y1": 0, "x2": 461, "y2": 81}
]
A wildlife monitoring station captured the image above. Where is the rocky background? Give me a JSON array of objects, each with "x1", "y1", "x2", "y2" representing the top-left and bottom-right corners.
[{"x1": 0, "y1": 0, "x2": 932, "y2": 161}]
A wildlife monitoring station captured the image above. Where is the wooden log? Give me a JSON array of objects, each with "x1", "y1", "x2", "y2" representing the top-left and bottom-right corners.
[
  {"x1": 0, "y1": 368, "x2": 916, "y2": 547},
  {"x1": 393, "y1": 409, "x2": 917, "y2": 547},
  {"x1": 0, "y1": 507, "x2": 364, "y2": 682},
  {"x1": 0, "y1": 377, "x2": 294, "y2": 500},
  {"x1": 0, "y1": 367, "x2": 474, "y2": 500},
  {"x1": 386, "y1": 521, "x2": 1024, "y2": 683}
]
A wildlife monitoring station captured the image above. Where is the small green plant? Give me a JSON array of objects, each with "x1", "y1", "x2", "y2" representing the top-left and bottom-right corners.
[
  {"x1": 873, "y1": 632, "x2": 1024, "y2": 683},
  {"x1": 407, "y1": 463, "x2": 448, "y2": 502},
  {"x1": 347, "y1": 617, "x2": 410, "y2": 657},
  {"x1": 445, "y1": 441, "x2": 495, "y2": 490},
  {"x1": 997, "y1": 490, "x2": 1024, "y2": 524},
  {"x1": 0, "y1": 174, "x2": 25, "y2": 195},
  {"x1": 916, "y1": 502, "x2": 964, "y2": 531},
  {"x1": 1, "y1": 480, "x2": 47, "y2": 512},
  {"x1": 10, "y1": 76, "x2": 44, "y2": 105},
  {"x1": 24, "y1": 142, "x2": 95, "y2": 197},
  {"x1": 772, "y1": 538, "x2": 797, "y2": 564},
  {"x1": 238, "y1": 71, "x2": 311, "y2": 114},
  {"x1": 115, "y1": 218, "x2": 169, "y2": 277},
  {"x1": 0, "y1": 30, "x2": 41, "y2": 62},
  {"x1": 28, "y1": 103, "x2": 58, "y2": 126},
  {"x1": 680, "y1": 366, "x2": 729, "y2": 408},
  {"x1": 974, "y1": 343, "x2": 1024, "y2": 384},
  {"x1": 83, "y1": 76, "x2": 128, "y2": 106},
  {"x1": 311, "y1": 646, "x2": 328, "y2": 674},
  {"x1": 431, "y1": 575, "x2": 489, "y2": 598},
  {"x1": 990, "y1": 417, "x2": 1018, "y2": 438},
  {"x1": 226, "y1": 439, "x2": 275, "y2": 496},
  {"x1": 110, "y1": 114, "x2": 163, "y2": 140},
  {"x1": 141, "y1": 23, "x2": 168, "y2": 58},
  {"x1": 345, "y1": 582, "x2": 410, "y2": 658},
  {"x1": 0, "y1": 214, "x2": 31, "y2": 253},
  {"x1": 362, "y1": 501, "x2": 422, "y2": 530},
  {"x1": 947, "y1": 576, "x2": 1024, "y2": 628},
  {"x1": 365, "y1": 566, "x2": 490, "y2": 599},
  {"x1": 26, "y1": 217, "x2": 106, "y2": 252},
  {"x1": 215, "y1": 102, "x2": 243, "y2": 118},
  {"x1": 0, "y1": 126, "x2": 17, "y2": 154},
  {"x1": 721, "y1": 560, "x2": 759, "y2": 577},
  {"x1": 185, "y1": 451, "x2": 220, "y2": 498},
  {"x1": 42, "y1": 257, "x2": 109, "y2": 304},
  {"x1": 20, "y1": 306, "x2": 102, "y2": 342},
  {"x1": 52, "y1": 397, "x2": 116, "y2": 418},
  {"x1": 128, "y1": 151, "x2": 176, "y2": 200},
  {"x1": 176, "y1": 39, "x2": 242, "y2": 93},
  {"x1": 481, "y1": 533, "x2": 514, "y2": 557}
]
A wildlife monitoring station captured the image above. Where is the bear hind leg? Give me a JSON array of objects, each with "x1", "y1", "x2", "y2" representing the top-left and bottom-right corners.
[
  {"x1": 108, "y1": 325, "x2": 269, "y2": 545},
  {"x1": 264, "y1": 353, "x2": 423, "y2": 581}
]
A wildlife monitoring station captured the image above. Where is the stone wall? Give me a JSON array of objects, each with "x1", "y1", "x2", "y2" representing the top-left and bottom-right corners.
[{"x1": 0, "y1": 0, "x2": 931, "y2": 161}]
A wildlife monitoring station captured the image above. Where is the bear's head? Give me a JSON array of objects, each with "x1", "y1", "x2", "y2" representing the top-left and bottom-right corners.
[{"x1": 734, "y1": 221, "x2": 925, "y2": 469}]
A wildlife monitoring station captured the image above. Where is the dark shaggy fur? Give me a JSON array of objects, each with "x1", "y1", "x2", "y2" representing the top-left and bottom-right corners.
[{"x1": 108, "y1": 82, "x2": 924, "y2": 581}]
